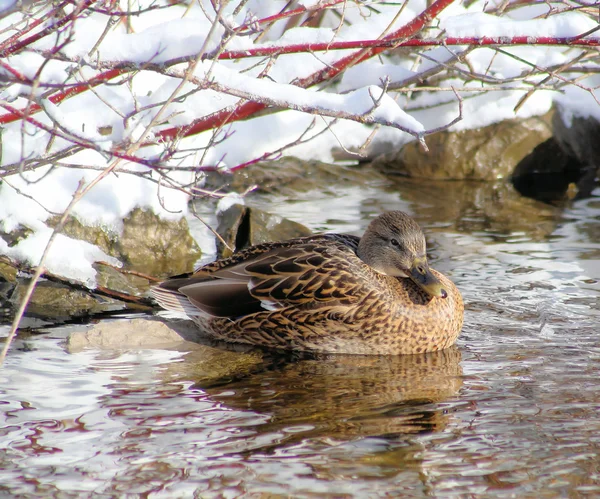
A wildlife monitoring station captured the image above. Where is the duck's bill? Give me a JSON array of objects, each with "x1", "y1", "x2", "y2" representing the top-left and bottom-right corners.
[{"x1": 409, "y1": 259, "x2": 448, "y2": 299}]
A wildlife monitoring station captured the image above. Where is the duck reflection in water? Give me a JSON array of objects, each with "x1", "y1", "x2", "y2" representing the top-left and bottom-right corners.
[{"x1": 192, "y1": 346, "x2": 463, "y2": 443}]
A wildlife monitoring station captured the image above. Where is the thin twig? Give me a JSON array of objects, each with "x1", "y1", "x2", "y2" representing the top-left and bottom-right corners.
[{"x1": 0, "y1": 179, "x2": 85, "y2": 365}]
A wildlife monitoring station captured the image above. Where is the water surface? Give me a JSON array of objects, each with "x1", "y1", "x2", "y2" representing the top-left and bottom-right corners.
[{"x1": 2, "y1": 178, "x2": 600, "y2": 497}]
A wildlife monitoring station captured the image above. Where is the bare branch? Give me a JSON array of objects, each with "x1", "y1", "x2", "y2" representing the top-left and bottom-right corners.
[{"x1": 0, "y1": 178, "x2": 86, "y2": 365}]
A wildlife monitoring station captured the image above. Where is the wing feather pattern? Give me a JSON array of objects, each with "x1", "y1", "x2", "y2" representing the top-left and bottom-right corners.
[{"x1": 152, "y1": 234, "x2": 365, "y2": 319}]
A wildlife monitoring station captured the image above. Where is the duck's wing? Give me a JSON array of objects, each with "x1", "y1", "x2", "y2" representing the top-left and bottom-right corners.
[{"x1": 152, "y1": 235, "x2": 363, "y2": 319}]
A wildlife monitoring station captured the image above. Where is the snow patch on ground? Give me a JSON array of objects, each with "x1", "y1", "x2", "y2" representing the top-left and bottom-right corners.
[{"x1": 0, "y1": 229, "x2": 120, "y2": 288}]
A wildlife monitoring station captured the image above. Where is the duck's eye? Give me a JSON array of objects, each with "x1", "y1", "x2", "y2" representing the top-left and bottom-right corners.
[{"x1": 390, "y1": 238, "x2": 400, "y2": 247}]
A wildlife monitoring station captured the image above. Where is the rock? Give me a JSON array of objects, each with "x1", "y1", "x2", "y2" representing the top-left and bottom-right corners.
[
  {"x1": 553, "y1": 103, "x2": 600, "y2": 170},
  {"x1": 509, "y1": 104, "x2": 600, "y2": 204},
  {"x1": 11, "y1": 279, "x2": 125, "y2": 320},
  {"x1": 216, "y1": 204, "x2": 312, "y2": 258},
  {"x1": 0, "y1": 258, "x2": 152, "y2": 325},
  {"x1": 0, "y1": 208, "x2": 200, "y2": 323},
  {"x1": 0, "y1": 224, "x2": 32, "y2": 247},
  {"x1": 48, "y1": 207, "x2": 201, "y2": 278},
  {"x1": 548, "y1": 103, "x2": 600, "y2": 199},
  {"x1": 93, "y1": 262, "x2": 152, "y2": 297},
  {"x1": 371, "y1": 114, "x2": 553, "y2": 180},
  {"x1": 391, "y1": 176, "x2": 559, "y2": 241},
  {"x1": 117, "y1": 208, "x2": 200, "y2": 276},
  {"x1": 0, "y1": 257, "x2": 17, "y2": 283},
  {"x1": 249, "y1": 206, "x2": 312, "y2": 242},
  {"x1": 511, "y1": 137, "x2": 591, "y2": 203},
  {"x1": 0, "y1": 257, "x2": 17, "y2": 323},
  {"x1": 66, "y1": 318, "x2": 266, "y2": 386},
  {"x1": 215, "y1": 204, "x2": 248, "y2": 257},
  {"x1": 67, "y1": 318, "x2": 186, "y2": 351},
  {"x1": 204, "y1": 157, "x2": 388, "y2": 196}
]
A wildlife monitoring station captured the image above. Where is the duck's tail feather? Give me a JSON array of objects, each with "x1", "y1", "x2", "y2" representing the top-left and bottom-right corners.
[{"x1": 151, "y1": 285, "x2": 206, "y2": 317}]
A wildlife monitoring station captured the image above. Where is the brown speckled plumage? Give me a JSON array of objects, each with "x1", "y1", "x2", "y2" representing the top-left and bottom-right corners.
[{"x1": 152, "y1": 211, "x2": 464, "y2": 355}]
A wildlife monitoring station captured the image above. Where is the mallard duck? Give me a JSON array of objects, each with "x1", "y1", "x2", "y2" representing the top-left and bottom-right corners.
[{"x1": 152, "y1": 211, "x2": 463, "y2": 355}]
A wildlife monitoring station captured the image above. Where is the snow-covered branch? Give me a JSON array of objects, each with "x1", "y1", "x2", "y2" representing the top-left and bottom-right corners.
[{"x1": 0, "y1": 0, "x2": 598, "y2": 211}]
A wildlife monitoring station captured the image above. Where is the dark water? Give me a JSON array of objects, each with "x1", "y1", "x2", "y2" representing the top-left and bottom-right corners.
[{"x1": 2, "y1": 178, "x2": 600, "y2": 497}]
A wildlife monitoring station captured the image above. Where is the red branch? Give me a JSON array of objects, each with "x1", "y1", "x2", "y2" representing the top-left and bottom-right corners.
[
  {"x1": 0, "y1": 60, "x2": 28, "y2": 81},
  {"x1": 217, "y1": 36, "x2": 600, "y2": 60},
  {"x1": 1, "y1": 32, "x2": 596, "y2": 128},
  {"x1": 155, "y1": 0, "x2": 456, "y2": 142},
  {"x1": 1, "y1": 0, "x2": 596, "y2": 163},
  {"x1": 0, "y1": 68, "x2": 127, "y2": 125},
  {"x1": 0, "y1": 101, "x2": 167, "y2": 169},
  {"x1": 0, "y1": 0, "x2": 74, "y2": 55},
  {"x1": 299, "y1": 0, "x2": 453, "y2": 88},
  {"x1": 0, "y1": 0, "x2": 97, "y2": 58}
]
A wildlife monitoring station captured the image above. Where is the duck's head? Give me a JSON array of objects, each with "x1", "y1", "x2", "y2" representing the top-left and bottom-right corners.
[{"x1": 357, "y1": 211, "x2": 448, "y2": 299}]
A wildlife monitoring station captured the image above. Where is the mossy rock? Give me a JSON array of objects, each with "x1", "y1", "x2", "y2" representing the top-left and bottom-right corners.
[
  {"x1": 11, "y1": 280, "x2": 124, "y2": 320},
  {"x1": 204, "y1": 157, "x2": 388, "y2": 196},
  {"x1": 0, "y1": 257, "x2": 18, "y2": 283},
  {"x1": 93, "y1": 262, "x2": 152, "y2": 297},
  {"x1": 48, "y1": 208, "x2": 201, "y2": 277},
  {"x1": 553, "y1": 103, "x2": 600, "y2": 170},
  {"x1": 372, "y1": 113, "x2": 553, "y2": 180},
  {"x1": 0, "y1": 224, "x2": 33, "y2": 248},
  {"x1": 216, "y1": 204, "x2": 312, "y2": 258}
]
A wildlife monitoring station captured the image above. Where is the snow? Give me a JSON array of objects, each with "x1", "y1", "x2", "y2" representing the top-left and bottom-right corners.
[
  {"x1": 338, "y1": 63, "x2": 416, "y2": 93},
  {"x1": 554, "y1": 82, "x2": 600, "y2": 125},
  {"x1": 195, "y1": 60, "x2": 425, "y2": 133},
  {"x1": 217, "y1": 193, "x2": 246, "y2": 214},
  {"x1": 0, "y1": 229, "x2": 120, "y2": 288},
  {"x1": 441, "y1": 11, "x2": 598, "y2": 39},
  {"x1": 0, "y1": 0, "x2": 598, "y2": 287}
]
